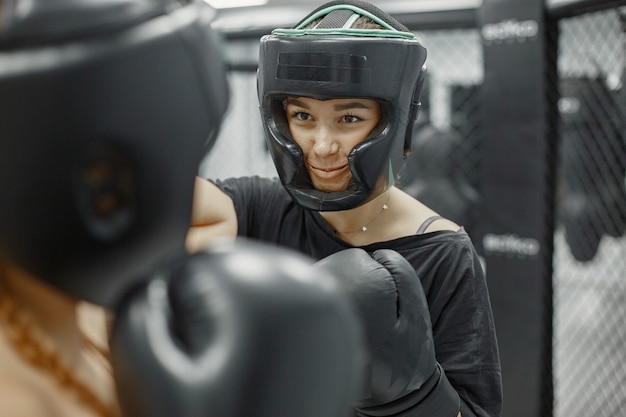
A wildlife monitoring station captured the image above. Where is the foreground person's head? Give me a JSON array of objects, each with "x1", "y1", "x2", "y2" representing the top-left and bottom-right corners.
[{"x1": 0, "y1": 0, "x2": 230, "y2": 307}]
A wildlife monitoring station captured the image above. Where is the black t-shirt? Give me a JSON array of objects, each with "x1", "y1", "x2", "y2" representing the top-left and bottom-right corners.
[{"x1": 214, "y1": 176, "x2": 502, "y2": 417}]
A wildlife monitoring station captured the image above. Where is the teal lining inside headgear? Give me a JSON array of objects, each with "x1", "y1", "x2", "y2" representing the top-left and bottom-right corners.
[{"x1": 272, "y1": 5, "x2": 416, "y2": 39}]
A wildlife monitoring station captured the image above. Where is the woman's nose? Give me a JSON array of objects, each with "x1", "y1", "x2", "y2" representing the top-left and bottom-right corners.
[{"x1": 312, "y1": 127, "x2": 338, "y2": 156}]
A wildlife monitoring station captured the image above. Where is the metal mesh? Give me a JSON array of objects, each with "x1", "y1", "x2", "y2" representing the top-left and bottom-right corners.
[
  {"x1": 552, "y1": 6, "x2": 626, "y2": 417},
  {"x1": 398, "y1": 29, "x2": 484, "y2": 237},
  {"x1": 200, "y1": 69, "x2": 277, "y2": 179}
]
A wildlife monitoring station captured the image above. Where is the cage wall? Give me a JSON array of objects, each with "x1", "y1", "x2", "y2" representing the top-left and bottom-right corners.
[
  {"x1": 199, "y1": 2, "x2": 626, "y2": 416},
  {"x1": 550, "y1": 5, "x2": 626, "y2": 417}
]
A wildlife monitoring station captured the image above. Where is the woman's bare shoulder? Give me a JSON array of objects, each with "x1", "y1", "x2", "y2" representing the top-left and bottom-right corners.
[
  {"x1": 393, "y1": 188, "x2": 460, "y2": 233},
  {"x1": 422, "y1": 217, "x2": 460, "y2": 233}
]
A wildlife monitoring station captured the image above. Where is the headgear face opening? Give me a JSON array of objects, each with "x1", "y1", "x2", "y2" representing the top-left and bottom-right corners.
[
  {"x1": 0, "y1": 0, "x2": 230, "y2": 307},
  {"x1": 257, "y1": 0, "x2": 427, "y2": 211}
]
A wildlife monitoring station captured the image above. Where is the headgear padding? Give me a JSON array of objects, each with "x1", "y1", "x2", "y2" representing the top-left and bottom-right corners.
[
  {"x1": 257, "y1": 0, "x2": 427, "y2": 211},
  {"x1": 0, "y1": 0, "x2": 230, "y2": 307}
]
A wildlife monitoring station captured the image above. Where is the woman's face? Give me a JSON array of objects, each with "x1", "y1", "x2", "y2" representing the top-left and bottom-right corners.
[{"x1": 284, "y1": 96, "x2": 381, "y2": 193}]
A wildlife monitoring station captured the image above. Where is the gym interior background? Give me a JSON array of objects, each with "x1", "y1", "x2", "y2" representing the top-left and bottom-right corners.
[{"x1": 200, "y1": 0, "x2": 626, "y2": 416}]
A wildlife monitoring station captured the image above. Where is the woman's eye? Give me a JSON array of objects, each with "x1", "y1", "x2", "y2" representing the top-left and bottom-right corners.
[
  {"x1": 295, "y1": 112, "x2": 311, "y2": 121},
  {"x1": 343, "y1": 115, "x2": 360, "y2": 123}
]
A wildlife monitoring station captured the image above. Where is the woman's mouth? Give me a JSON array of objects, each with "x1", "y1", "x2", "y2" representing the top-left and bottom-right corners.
[{"x1": 309, "y1": 164, "x2": 349, "y2": 180}]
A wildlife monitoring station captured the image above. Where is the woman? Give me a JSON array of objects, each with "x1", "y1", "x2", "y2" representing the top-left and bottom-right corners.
[{"x1": 188, "y1": 1, "x2": 503, "y2": 416}]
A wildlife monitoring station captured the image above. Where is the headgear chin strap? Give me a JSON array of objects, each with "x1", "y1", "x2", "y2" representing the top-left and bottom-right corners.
[
  {"x1": 257, "y1": 0, "x2": 427, "y2": 211},
  {"x1": 0, "y1": 0, "x2": 230, "y2": 308}
]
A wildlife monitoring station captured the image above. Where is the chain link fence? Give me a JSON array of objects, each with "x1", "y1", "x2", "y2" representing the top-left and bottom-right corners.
[
  {"x1": 398, "y1": 29, "x2": 484, "y2": 239},
  {"x1": 551, "y1": 6, "x2": 626, "y2": 417},
  {"x1": 201, "y1": 6, "x2": 626, "y2": 415}
]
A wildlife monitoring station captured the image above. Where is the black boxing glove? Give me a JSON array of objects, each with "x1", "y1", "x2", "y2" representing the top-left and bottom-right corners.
[
  {"x1": 110, "y1": 239, "x2": 364, "y2": 417},
  {"x1": 315, "y1": 248, "x2": 460, "y2": 417}
]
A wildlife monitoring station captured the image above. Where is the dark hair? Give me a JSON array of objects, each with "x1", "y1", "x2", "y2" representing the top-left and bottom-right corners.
[
  {"x1": 295, "y1": 0, "x2": 410, "y2": 32},
  {"x1": 303, "y1": 15, "x2": 385, "y2": 30}
]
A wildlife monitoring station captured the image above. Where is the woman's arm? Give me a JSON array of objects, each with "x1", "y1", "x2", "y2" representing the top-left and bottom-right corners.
[{"x1": 185, "y1": 176, "x2": 238, "y2": 253}]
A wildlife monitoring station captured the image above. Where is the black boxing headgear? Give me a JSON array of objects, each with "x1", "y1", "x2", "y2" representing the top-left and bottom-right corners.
[
  {"x1": 0, "y1": 0, "x2": 229, "y2": 307},
  {"x1": 257, "y1": 0, "x2": 427, "y2": 211}
]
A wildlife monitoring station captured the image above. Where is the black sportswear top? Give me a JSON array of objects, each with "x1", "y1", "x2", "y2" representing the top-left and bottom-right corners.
[{"x1": 214, "y1": 176, "x2": 502, "y2": 417}]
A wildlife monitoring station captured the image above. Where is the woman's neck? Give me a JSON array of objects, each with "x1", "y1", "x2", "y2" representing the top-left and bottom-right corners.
[{"x1": 320, "y1": 188, "x2": 394, "y2": 239}]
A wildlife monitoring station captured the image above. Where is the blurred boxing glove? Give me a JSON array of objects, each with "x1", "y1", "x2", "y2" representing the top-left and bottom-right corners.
[
  {"x1": 110, "y1": 238, "x2": 364, "y2": 417},
  {"x1": 315, "y1": 248, "x2": 460, "y2": 416}
]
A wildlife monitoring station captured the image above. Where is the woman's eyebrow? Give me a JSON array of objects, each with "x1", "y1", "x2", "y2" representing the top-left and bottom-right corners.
[
  {"x1": 285, "y1": 98, "x2": 373, "y2": 111},
  {"x1": 334, "y1": 101, "x2": 372, "y2": 111},
  {"x1": 285, "y1": 98, "x2": 309, "y2": 108}
]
